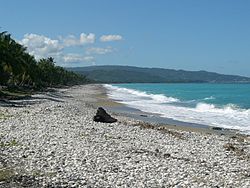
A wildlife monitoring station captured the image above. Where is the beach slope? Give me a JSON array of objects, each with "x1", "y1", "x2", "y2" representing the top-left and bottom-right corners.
[{"x1": 0, "y1": 84, "x2": 249, "y2": 187}]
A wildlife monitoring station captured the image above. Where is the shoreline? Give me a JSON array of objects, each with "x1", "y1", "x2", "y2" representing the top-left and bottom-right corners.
[
  {"x1": 97, "y1": 84, "x2": 249, "y2": 137},
  {"x1": 0, "y1": 84, "x2": 249, "y2": 187}
]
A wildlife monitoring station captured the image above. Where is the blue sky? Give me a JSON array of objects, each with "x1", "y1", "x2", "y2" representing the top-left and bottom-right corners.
[{"x1": 1, "y1": 0, "x2": 250, "y2": 76}]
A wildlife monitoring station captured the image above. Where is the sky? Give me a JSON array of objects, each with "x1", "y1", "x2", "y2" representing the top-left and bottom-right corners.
[{"x1": 1, "y1": 0, "x2": 250, "y2": 77}]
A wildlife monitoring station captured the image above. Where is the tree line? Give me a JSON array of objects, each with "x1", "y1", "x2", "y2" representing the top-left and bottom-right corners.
[{"x1": 0, "y1": 31, "x2": 90, "y2": 90}]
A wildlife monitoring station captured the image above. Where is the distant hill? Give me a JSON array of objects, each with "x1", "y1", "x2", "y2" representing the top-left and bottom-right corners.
[{"x1": 67, "y1": 65, "x2": 250, "y2": 83}]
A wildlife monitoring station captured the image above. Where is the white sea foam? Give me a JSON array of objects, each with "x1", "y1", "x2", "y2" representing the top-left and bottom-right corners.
[
  {"x1": 104, "y1": 84, "x2": 250, "y2": 134},
  {"x1": 104, "y1": 84, "x2": 179, "y2": 103},
  {"x1": 203, "y1": 96, "x2": 215, "y2": 100}
]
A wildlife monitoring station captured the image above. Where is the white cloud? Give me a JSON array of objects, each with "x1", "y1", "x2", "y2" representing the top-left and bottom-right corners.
[
  {"x1": 83, "y1": 56, "x2": 95, "y2": 62},
  {"x1": 19, "y1": 33, "x2": 96, "y2": 64},
  {"x1": 19, "y1": 33, "x2": 122, "y2": 65},
  {"x1": 63, "y1": 35, "x2": 79, "y2": 47},
  {"x1": 63, "y1": 33, "x2": 95, "y2": 47},
  {"x1": 86, "y1": 46, "x2": 114, "y2": 55},
  {"x1": 100, "y1": 34, "x2": 123, "y2": 42},
  {"x1": 80, "y1": 33, "x2": 95, "y2": 44},
  {"x1": 20, "y1": 33, "x2": 63, "y2": 59},
  {"x1": 62, "y1": 54, "x2": 95, "y2": 63}
]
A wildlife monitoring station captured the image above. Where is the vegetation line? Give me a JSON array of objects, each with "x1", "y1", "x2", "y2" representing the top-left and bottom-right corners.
[{"x1": 0, "y1": 31, "x2": 90, "y2": 99}]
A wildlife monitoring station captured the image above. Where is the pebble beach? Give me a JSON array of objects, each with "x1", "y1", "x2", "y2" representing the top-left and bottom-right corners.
[{"x1": 0, "y1": 84, "x2": 250, "y2": 187}]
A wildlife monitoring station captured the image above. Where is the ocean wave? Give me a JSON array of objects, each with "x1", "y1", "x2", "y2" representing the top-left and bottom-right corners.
[
  {"x1": 195, "y1": 102, "x2": 248, "y2": 113},
  {"x1": 184, "y1": 96, "x2": 215, "y2": 104},
  {"x1": 104, "y1": 84, "x2": 250, "y2": 134},
  {"x1": 195, "y1": 103, "x2": 216, "y2": 112},
  {"x1": 203, "y1": 96, "x2": 215, "y2": 100},
  {"x1": 104, "y1": 84, "x2": 179, "y2": 103}
]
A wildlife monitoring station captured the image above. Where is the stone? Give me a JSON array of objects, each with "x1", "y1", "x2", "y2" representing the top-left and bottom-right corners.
[
  {"x1": 93, "y1": 107, "x2": 117, "y2": 123},
  {"x1": 212, "y1": 127, "x2": 223, "y2": 131}
]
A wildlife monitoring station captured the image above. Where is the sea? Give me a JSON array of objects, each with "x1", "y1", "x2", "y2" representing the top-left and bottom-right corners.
[{"x1": 104, "y1": 83, "x2": 250, "y2": 134}]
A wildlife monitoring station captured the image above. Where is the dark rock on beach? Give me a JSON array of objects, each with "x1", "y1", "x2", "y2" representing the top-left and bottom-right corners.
[
  {"x1": 212, "y1": 127, "x2": 223, "y2": 131},
  {"x1": 93, "y1": 107, "x2": 117, "y2": 123}
]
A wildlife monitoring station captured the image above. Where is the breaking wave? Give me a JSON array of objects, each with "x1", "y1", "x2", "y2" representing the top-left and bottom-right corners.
[{"x1": 104, "y1": 84, "x2": 250, "y2": 134}]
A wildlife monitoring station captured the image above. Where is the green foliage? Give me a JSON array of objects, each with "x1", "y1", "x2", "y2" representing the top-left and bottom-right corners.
[
  {"x1": 37, "y1": 57, "x2": 88, "y2": 87},
  {"x1": 0, "y1": 168, "x2": 15, "y2": 181},
  {"x1": 0, "y1": 31, "x2": 89, "y2": 90},
  {"x1": 0, "y1": 111, "x2": 12, "y2": 120},
  {"x1": 0, "y1": 139, "x2": 19, "y2": 147}
]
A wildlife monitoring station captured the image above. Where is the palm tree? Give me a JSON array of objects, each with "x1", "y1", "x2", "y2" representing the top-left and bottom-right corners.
[
  {"x1": 1, "y1": 31, "x2": 89, "y2": 90},
  {"x1": 0, "y1": 31, "x2": 27, "y2": 86}
]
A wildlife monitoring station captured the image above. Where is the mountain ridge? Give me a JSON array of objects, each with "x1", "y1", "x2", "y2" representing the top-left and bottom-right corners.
[{"x1": 67, "y1": 65, "x2": 250, "y2": 83}]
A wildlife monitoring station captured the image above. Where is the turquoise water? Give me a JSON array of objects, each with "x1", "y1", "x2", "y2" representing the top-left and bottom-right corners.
[
  {"x1": 104, "y1": 83, "x2": 250, "y2": 134},
  {"x1": 112, "y1": 83, "x2": 250, "y2": 109}
]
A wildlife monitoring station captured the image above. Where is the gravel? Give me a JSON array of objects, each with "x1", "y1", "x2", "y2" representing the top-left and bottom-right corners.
[{"x1": 0, "y1": 84, "x2": 249, "y2": 187}]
